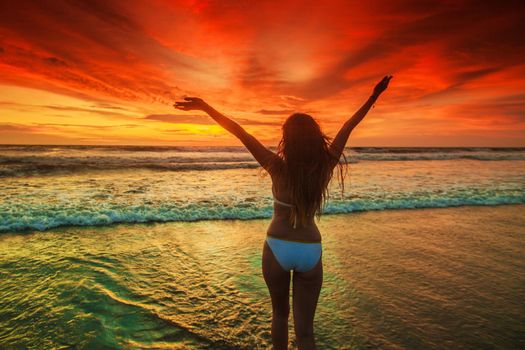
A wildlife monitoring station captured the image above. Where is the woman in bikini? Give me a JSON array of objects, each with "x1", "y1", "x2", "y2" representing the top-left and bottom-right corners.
[{"x1": 174, "y1": 75, "x2": 392, "y2": 349}]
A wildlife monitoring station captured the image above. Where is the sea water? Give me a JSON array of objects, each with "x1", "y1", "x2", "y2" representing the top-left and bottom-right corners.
[
  {"x1": 1, "y1": 145, "x2": 524, "y2": 232},
  {"x1": 0, "y1": 146, "x2": 524, "y2": 349}
]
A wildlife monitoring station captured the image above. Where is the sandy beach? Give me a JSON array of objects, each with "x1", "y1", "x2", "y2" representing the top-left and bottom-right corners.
[{"x1": 1, "y1": 204, "x2": 523, "y2": 349}]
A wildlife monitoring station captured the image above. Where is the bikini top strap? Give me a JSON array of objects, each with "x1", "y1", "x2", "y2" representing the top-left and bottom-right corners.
[{"x1": 273, "y1": 197, "x2": 294, "y2": 208}]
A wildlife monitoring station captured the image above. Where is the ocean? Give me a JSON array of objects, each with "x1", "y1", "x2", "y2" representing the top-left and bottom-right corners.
[
  {"x1": 1, "y1": 145, "x2": 524, "y2": 232},
  {"x1": 0, "y1": 145, "x2": 524, "y2": 349}
]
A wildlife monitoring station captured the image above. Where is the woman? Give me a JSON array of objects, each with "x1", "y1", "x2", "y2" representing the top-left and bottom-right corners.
[{"x1": 174, "y1": 75, "x2": 392, "y2": 349}]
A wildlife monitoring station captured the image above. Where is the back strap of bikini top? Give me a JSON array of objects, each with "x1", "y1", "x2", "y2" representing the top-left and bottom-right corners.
[{"x1": 273, "y1": 197, "x2": 294, "y2": 208}]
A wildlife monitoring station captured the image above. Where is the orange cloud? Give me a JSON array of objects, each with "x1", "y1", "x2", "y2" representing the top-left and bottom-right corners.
[{"x1": 0, "y1": 0, "x2": 524, "y2": 146}]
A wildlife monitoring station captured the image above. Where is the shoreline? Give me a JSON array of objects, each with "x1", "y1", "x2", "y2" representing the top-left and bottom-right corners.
[{"x1": 1, "y1": 202, "x2": 523, "y2": 236}]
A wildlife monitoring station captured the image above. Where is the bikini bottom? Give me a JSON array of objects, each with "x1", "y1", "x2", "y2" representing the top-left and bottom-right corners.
[{"x1": 265, "y1": 235, "x2": 322, "y2": 273}]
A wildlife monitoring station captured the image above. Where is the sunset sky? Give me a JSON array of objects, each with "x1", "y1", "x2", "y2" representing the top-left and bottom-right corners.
[{"x1": 0, "y1": 0, "x2": 524, "y2": 146}]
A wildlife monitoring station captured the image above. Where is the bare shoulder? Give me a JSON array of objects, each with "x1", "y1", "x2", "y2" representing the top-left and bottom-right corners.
[{"x1": 267, "y1": 156, "x2": 285, "y2": 179}]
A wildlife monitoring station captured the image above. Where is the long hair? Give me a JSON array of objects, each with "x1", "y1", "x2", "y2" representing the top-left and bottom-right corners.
[{"x1": 266, "y1": 113, "x2": 348, "y2": 228}]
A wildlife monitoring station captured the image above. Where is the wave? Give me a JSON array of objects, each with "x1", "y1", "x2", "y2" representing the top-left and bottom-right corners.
[
  {"x1": 355, "y1": 153, "x2": 525, "y2": 161},
  {"x1": 0, "y1": 155, "x2": 261, "y2": 177},
  {"x1": 1, "y1": 150, "x2": 524, "y2": 177},
  {"x1": 0, "y1": 145, "x2": 250, "y2": 153},
  {"x1": 352, "y1": 147, "x2": 525, "y2": 153},
  {"x1": 2, "y1": 192, "x2": 523, "y2": 232}
]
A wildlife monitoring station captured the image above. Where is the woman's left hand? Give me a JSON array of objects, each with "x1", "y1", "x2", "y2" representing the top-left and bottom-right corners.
[
  {"x1": 173, "y1": 97, "x2": 208, "y2": 111},
  {"x1": 372, "y1": 75, "x2": 393, "y2": 97}
]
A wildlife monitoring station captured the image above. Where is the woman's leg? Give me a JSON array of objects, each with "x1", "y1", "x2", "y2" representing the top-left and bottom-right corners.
[
  {"x1": 262, "y1": 241, "x2": 291, "y2": 350},
  {"x1": 292, "y1": 255, "x2": 323, "y2": 350}
]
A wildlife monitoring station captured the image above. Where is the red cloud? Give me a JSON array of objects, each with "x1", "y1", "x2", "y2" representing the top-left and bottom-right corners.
[{"x1": 0, "y1": 0, "x2": 524, "y2": 145}]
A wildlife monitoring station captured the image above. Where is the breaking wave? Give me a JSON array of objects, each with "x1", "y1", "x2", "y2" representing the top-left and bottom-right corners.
[{"x1": 2, "y1": 189, "x2": 523, "y2": 232}]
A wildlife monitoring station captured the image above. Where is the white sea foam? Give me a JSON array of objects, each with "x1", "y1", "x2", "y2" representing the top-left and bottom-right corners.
[
  {"x1": 1, "y1": 189, "x2": 523, "y2": 232},
  {"x1": 1, "y1": 146, "x2": 524, "y2": 232}
]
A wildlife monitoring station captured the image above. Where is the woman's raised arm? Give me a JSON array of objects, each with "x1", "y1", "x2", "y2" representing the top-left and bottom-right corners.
[
  {"x1": 329, "y1": 75, "x2": 393, "y2": 167},
  {"x1": 174, "y1": 97, "x2": 278, "y2": 171}
]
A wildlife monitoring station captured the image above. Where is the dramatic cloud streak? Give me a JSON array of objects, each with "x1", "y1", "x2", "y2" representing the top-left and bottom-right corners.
[{"x1": 0, "y1": 0, "x2": 524, "y2": 145}]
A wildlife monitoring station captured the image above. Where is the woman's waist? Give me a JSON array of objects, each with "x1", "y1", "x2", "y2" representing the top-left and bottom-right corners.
[
  {"x1": 266, "y1": 233, "x2": 322, "y2": 244},
  {"x1": 266, "y1": 219, "x2": 321, "y2": 243}
]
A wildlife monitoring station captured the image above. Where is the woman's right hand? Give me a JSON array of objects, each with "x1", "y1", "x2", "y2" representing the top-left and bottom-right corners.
[
  {"x1": 372, "y1": 75, "x2": 393, "y2": 97},
  {"x1": 173, "y1": 97, "x2": 209, "y2": 111}
]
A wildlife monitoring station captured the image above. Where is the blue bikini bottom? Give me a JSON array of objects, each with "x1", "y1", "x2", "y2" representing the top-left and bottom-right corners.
[{"x1": 265, "y1": 235, "x2": 322, "y2": 273}]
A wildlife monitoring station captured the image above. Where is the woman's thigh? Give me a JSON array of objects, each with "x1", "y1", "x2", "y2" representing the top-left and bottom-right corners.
[
  {"x1": 292, "y1": 255, "x2": 323, "y2": 332},
  {"x1": 262, "y1": 241, "x2": 291, "y2": 313}
]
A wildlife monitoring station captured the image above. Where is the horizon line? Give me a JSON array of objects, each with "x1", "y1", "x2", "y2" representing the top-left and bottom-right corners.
[{"x1": 1, "y1": 143, "x2": 524, "y2": 149}]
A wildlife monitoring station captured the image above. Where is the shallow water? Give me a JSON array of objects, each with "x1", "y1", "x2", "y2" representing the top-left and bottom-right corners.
[{"x1": 1, "y1": 205, "x2": 524, "y2": 349}]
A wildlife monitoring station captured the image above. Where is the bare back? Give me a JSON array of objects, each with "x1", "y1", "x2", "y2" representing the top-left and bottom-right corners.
[{"x1": 266, "y1": 170, "x2": 322, "y2": 243}]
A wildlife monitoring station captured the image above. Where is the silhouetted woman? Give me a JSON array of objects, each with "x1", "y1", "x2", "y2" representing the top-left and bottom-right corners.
[{"x1": 174, "y1": 75, "x2": 392, "y2": 349}]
